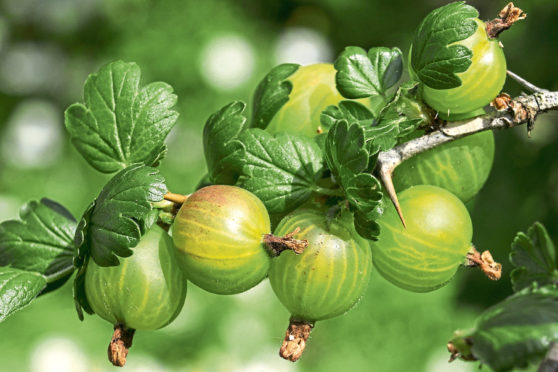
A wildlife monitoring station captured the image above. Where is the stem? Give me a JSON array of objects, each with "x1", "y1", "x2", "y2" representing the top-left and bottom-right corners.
[
  {"x1": 464, "y1": 245, "x2": 502, "y2": 281},
  {"x1": 507, "y1": 70, "x2": 548, "y2": 94},
  {"x1": 376, "y1": 90, "x2": 558, "y2": 225},
  {"x1": 264, "y1": 227, "x2": 308, "y2": 256},
  {"x1": 279, "y1": 319, "x2": 314, "y2": 362},
  {"x1": 108, "y1": 324, "x2": 135, "y2": 367},
  {"x1": 313, "y1": 186, "x2": 345, "y2": 197},
  {"x1": 164, "y1": 192, "x2": 189, "y2": 206}
]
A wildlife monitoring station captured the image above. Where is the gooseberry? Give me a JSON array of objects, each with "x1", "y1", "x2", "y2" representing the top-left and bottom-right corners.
[
  {"x1": 371, "y1": 185, "x2": 472, "y2": 292},
  {"x1": 268, "y1": 209, "x2": 372, "y2": 361},
  {"x1": 265, "y1": 63, "x2": 369, "y2": 137},
  {"x1": 410, "y1": 8, "x2": 506, "y2": 120},
  {"x1": 172, "y1": 185, "x2": 305, "y2": 295},
  {"x1": 85, "y1": 224, "x2": 187, "y2": 366},
  {"x1": 393, "y1": 130, "x2": 495, "y2": 202}
]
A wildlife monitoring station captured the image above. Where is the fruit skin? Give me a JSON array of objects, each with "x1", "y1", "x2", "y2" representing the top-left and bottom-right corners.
[
  {"x1": 265, "y1": 63, "x2": 369, "y2": 137},
  {"x1": 371, "y1": 185, "x2": 473, "y2": 293},
  {"x1": 269, "y1": 210, "x2": 372, "y2": 321},
  {"x1": 414, "y1": 18, "x2": 506, "y2": 120},
  {"x1": 85, "y1": 225, "x2": 186, "y2": 330},
  {"x1": 393, "y1": 130, "x2": 495, "y2": 202},
  {"x1": 172, "y1": 185, "x2": 271, "y2": 295}
]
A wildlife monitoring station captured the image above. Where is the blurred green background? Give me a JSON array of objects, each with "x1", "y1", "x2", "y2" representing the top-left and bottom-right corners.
[{"x1": 0, "y1": 0, "x2": 556, "y2": 371}]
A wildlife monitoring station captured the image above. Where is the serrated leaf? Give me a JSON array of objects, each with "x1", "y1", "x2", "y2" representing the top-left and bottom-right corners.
[
  {"x1": 454, "y1": 285, "x2": 558, "y2": 371},
  {"x1": 345, "y1": 173, "x2": 383, "y2": 214},
  {"x1": 320, "y1": 100, "x2": 374, "y2": 130},
  {"x1": 325, "y1": 121, "x2": 370, "y2": 182},
  {"x1": 203, "y1": 101, "x2": 246, "y2": 184},
  {"x1": 75, "y1": 164, "x2": 167, "y2": 267},
  {"x1": 0, "y1": 199, "x2": 76, "y2": 290},
  {"x1": 410, "y1": 2, "x2": 478, "y2": 89},
  {"x1": 251, "y1": 63, "x2": 299, "y2": 129},
  {"x1": 233, "y1": 129, "x2": 323, "y2": 213},
  {"x1": 510, "y1": 222, "x2": 558, "y2": 292},
  {"x1": 65, "y1": 60, "x2": 178, "y2": 173},
  {"x1": 354, "y1": 210, "x2": 382, "y2": 241},
  {"x1": 335, "y1": 46, "x2": 403, "y2": 99},
  {"x1": 0, "y1": 267, "x2": 46, "y2": 322}
]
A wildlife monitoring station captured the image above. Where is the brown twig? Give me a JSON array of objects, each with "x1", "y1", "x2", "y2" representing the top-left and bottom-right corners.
[
  {"x1": 279, "y1": 320, "x2": 314, "y2": 362},
  {"x1": 108, "y1": 324, "x2": 135, "y2": 367},
  {"x1": 376, "y1": 90, "x2": 558, "y2": 226},
  {"x1": 486, "y1": 2, "x2": 526, "y2": 39},
  {"x1": 465, "y1": 246, "x2": 502, "y2": 281},
  {"x1": 264, "y1": 227, "x2": 308, "y2": 256}
]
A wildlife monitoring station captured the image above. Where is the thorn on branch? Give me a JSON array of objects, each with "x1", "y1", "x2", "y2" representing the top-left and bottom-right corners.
[
  {"x1": 465, "y1": 246, "x2": 502, "y2": 281},
  {"x1": 507, "y1": 70, "x2": 548, "y2": 94},
  {"x1": 378, "y1": 166, "x2": 406, "y2": 228},
  {"x1": 486, "y1": 2, "x2": 526, "y2": 39}
]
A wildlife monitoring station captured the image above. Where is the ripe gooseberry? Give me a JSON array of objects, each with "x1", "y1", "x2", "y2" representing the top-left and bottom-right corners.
[
  {"x1": 172, "y1": 185, "x2": 305, "y2": 295},
  {"x1": 264, "y1": 63, "x2": 370, "y2": 137},
  {"x1": 371, "y1": 185, "x2": 473, "y2": 292},
  {"x1": 85, "y1": 225, "x2": 186, "y2": 366},
  {"x1": 268, "y1": 209, "x2": 372, "y2": 362},
  {"x1": 393, "y1": 130, "x2": 495, "y2": 202},
  {"x1": 410, "y1": 9, "x2": 506, "y2": 120}
]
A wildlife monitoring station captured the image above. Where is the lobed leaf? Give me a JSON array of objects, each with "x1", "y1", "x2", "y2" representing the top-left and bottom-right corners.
[
  {"x1": 0, "y1": 199, "x2": 76, "y2": 291},
  {"x1": 251, "y1": 63, "x2": 299, "y2": 129},
  {"x1": 320, "y1": 100, "x2": 374, "y2": 131},
  {"x1": 74, "y1": 164, "x2": 167, "y2": 267},
  {"x1": 233, "y1": 129, "x2": 324, "y2": 214},
  {"x1": 410, "y1": 1, "x2": 478, "y2": 89},
  {"x1": 203, "y1": 101, "x2": 246, "y2": 184},
  {"x1": 65, "y1": 60, "x2": 178, "y2": 173},
  {"x1": 0, "y1": 267, "x2": 46, "y2": 322},
  {"x1": 335, "y1": 46, "x2": 403, "y2": 99},
  {"x1": 510, "y1": 222, "x2": 558, "y2": 292}
]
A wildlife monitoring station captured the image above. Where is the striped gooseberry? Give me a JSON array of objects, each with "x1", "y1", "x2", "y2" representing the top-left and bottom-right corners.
[
  {"x1": 268, "y1": 209, "x2": 372, "y2": 362},
  {"x1": 371, "y1": 185, "x2": 473, "y2": 292},
  {"x1": 265, "y1": 63, "x2": 369, "y2": 137},
  {"x1": 84, "y1": 224, "x2": 186, "y2": 366},
  {"x1": 172, "y1": 185, "x2": 305, "y2": 295},
  {"x1": 393, "y1": 130, "x2": 495, "y2": 202},
  {"x1": 411, "y1": 13, "x2": 506, "y2": 120}
]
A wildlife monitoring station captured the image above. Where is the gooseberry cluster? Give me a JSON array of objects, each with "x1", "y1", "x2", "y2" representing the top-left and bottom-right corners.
[{"x1": 1, "y1": 1, "x2": 542, "y2": 369}]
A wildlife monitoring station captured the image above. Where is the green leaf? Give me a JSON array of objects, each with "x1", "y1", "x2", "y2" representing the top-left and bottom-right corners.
[
  {"x1": 203, "y1": 101, "x2": 246, "y2": 184},
  {"x1": 233, "y1": 129, "x2": 324, "y2": 213},
  {"x1": 510, "y1": 222, "x2": 558, "y2": 292},
  {"x1": 0, "y1": 267, "x2": 46, "y2": 322},
  {"x1": 75, "y1": 164, "x2": 167, "y2": 267},
  {"x1": 251, "y1": 63, "x2": 299, "y2": 129},
  {"x1": 410, "y1": 2, "x2": 478, "y2": 89},
  {"x1": 0, "y1": 199, "x2": 76, "y2": 290},
  {"x1": 325, "y1": 121, "x2": 383, "y2": 240},
  {"x1": 451, "y1": 285, "x2": 558, "y2": 371},
  {"x1": 334, "y1": 46, "x2": 403, "y2": 99},
  {"x1": 320, "y1": 100, "x2": 374, "y2": 130},
  {"x1": 65, "y1": 60, "x2": 178, "y2": 173}
]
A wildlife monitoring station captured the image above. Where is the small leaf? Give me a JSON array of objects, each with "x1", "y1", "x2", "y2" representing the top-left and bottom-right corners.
[
  {"x1": 335, "y1": 46, "x2": 403, "y2": 99},
  {"x1": 345, "y1": 173, "x2": 383, "y2": 214},
  {"x1": 203, "y1": 101, "x2": 246, "y2": 184},
  {"x1": 251, "y1": 63, "x2": 299, "y2": 129},
  {"x1": 451, "y1": 285, "x2": 558, "y2": 371},
  {"x1": 0, "y1": 267, "x2": 46, "y2": 322},
  {"x1": 75, "y1": 164, "x2": 167, "y2": 267},
  {"x1": 410, "y1": 2, "x2": 478, "y2": 89},
  {"x1": 233, "y1": 129, "x2": 324, "y2": 213},
  {"x1": 510, "y1": 222, "x2": 558, "y2": 292},
  {"x1": 354, "y1": 210, "x2": 382, "y2": 241},
  {"x1": 0, "y1": 199, "x2": 76, "y2": 289},
  {"x1": 65, "y1": 60, "x2": 178, "y2": 173},
  {"x1": 320, "y1": 100, "x2": 374, "y2": 130}
]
